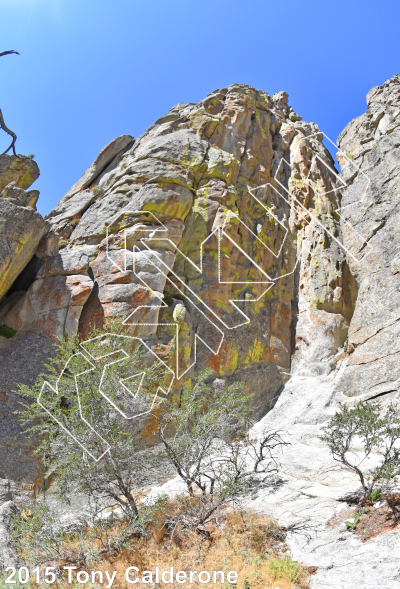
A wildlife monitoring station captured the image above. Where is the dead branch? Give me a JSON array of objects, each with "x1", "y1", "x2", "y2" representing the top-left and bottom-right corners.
[
  {"x1": 0, "y1": 108, "x2": 18, "y2": 155},
  {"x1": 0, "y1": 50, "x2": 20, "y2": 57},
  {"x1": 1, "y1": 50, "x2": 19, "y2": 155}
]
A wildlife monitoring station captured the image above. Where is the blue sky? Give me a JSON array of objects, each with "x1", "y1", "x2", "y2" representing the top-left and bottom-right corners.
[{"x1": 1, "y1": 0, "x2": 399, "y2": 216}]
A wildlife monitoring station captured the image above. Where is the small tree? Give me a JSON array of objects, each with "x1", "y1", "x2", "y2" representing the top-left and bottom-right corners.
[
  {"x1": 157, "y1": 370, "x2": 288, "y2": 549},
  {"x1": 320, "y1": 400, "x2": 400, "y2": 504},
  {"x1": 16, "y1": 319, "x2": 169, "y2": 565}
]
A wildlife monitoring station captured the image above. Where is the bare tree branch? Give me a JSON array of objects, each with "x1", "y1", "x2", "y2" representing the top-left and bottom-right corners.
[
  {"x1": 0, "y1": 50, "x2": 20, "y2": 57},
  {"x1": 0, "y1": 108, "x2": 18, "y2": 155},
  {"x1": 1, "y1": 49, "x2": 20, "y2": 155}
]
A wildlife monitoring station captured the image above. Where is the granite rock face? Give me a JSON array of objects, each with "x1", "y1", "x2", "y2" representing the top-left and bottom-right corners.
[
  {"x1": 0, "y1": 78, "x2": 397, "y2": 491},
  {"x1": 0, "y1": 85, "x2": 356, "y2": 488},
  {"x1": 39, "y1": 85, "x2": 353, "y2": 415},
  {"x1": 0, "y1": 331, "x2": 54, "y2": 486},
  {"x1": 336, "y1": 74, "x2": 400, "y2": 401},
  {"x1": 1, "y1": 77, "x2": 400, "y2": 581}
]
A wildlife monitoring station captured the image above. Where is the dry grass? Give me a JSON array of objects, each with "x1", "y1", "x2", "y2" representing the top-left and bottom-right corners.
[
  {"x1": 61, "y1": 509, "x2": 309, "y2": 589},
  {"x1": 7, "y1": 507, "x2": 310, "y2": 589}
]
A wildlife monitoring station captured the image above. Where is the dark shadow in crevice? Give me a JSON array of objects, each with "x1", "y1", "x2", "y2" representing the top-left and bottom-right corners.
[
  {"x1": 367, "y1": 389, "x2": 398, "y2": 401},
  {"x1": 78, "y1": 279, "x2": 104, "y2": 340},
  {"x1": 6, "y1": 254, "x2": 43, "y2": 296}
]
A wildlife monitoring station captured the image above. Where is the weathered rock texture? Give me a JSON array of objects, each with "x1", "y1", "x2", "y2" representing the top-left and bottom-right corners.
[
  {"x1": 0, "y1": 155, "x2": 47, "y2": 303},
  {"x1": 336, "y1": 74, "x2": 400, "y2": 400},
  {"x1": 0, "y1": 154, "x2": 39, "y2": 192},
  {"x1": 0, "y1": 500, "x2": 21, "y2": 567},
  {"x1": 42, "y1": 85, "x2": 353, "y2": 411},
  {"x1": 1, "y1": 76, "x2": 400, "y2": 582},
  {"x1": 0, "y1": 84, "x2": 357, "y2": 488}
]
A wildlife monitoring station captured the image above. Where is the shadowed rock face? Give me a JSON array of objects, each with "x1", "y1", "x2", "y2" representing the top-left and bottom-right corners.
[{"x1": 336, "y1": 74, "x2": 400, "y2": 401}]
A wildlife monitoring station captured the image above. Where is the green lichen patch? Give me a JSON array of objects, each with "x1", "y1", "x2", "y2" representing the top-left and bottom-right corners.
[{"x1": 0, "y1": 324, "x2": 16, "y2": 339}]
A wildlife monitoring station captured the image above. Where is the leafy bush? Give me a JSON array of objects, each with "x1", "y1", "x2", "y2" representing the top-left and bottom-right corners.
[
  {"x1": 15, "y1": 319, "x2": 169, "y2": 564},
  {"x1": 369, "y1": 489, "x2": 382, "y2": 503},
  {"x1": 321, "y1": 400, "x2": 400, "y2": 503}
]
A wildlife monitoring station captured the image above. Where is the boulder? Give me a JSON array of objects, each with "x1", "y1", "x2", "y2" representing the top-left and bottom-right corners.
[
  {"x1": 4, "y1": 273, "x2": 93, "y2": 339},
  {"x1": 1, "y1": 182, "x2": 39, "y2": 209},
  {"x1": 0, "y1": 199, "x2": 48, "y2": 302},
  {"x1": 0, "y1": 154, "x2": 39, "y2": 192},
  {"x1": 0, "y1": 154, "x2": 46, "y2": 303}
]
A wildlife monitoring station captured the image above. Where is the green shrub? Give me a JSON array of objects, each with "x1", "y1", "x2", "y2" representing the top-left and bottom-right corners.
[
  {"x1": 369, "y1": 489, "x2": 382, "y2": 503},
  {"x1": 321, "y1": 400, "x2": 400, "y2": 503}
]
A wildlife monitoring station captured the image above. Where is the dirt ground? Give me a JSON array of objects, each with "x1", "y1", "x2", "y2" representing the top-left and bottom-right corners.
[{"x1": 327, "y1": 501, "x2": 400, "y2": 542}]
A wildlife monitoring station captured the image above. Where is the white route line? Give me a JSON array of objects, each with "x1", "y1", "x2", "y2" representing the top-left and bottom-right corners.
[
  {"x1": 274, "y1": 132, "x2": 373, "y2": 262},
  {"x1": 38, "y1": 352, "x2": 111, "y2": 462},
  {"x1": 39, "y1": 130, "x2": 372, "y2": 460},
  {"x1": 38, "y1": 336, "x2": 174, "y2": 461}
]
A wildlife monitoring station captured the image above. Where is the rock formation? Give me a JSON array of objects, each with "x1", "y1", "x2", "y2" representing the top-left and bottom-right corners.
[
  {"x1": 336, "y1": 74, "x2": 400, "y2": 401},
  {"x1": 143, "y1": 75, "x2": 400, "y2": 589},
  {"x1": 0, "y1": 75, "x2": 400, "y2": 584},
  {"x1": 0, "y1": 155, "x2": 45, "y2": 302},
  {"x1": 1, "y1": 85, "x2": 358, "y2": 487},
  {"x1": 0, "y1": 85, "x2": 366, "y2": 475}
]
